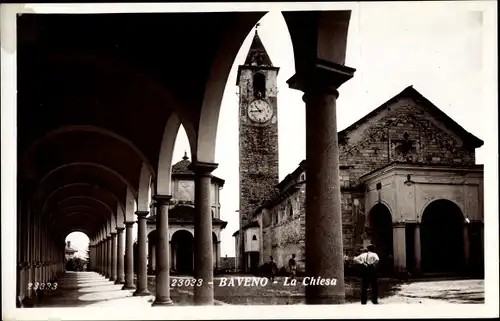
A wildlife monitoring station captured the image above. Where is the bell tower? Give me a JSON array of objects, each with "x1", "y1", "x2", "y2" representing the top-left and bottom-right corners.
[{"x1": 236, "y1": 26, "x2": 280, "y2": 270}]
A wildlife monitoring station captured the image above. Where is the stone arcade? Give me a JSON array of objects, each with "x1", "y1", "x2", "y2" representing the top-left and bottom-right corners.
[{"x1": 233, "y1": 35, "x2": 484, "y2": 277}]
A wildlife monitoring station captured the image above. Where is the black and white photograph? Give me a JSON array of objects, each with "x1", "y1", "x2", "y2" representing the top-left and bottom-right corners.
[{"x1": 1, "y1": 1, "x2": 498, "y2": 320}]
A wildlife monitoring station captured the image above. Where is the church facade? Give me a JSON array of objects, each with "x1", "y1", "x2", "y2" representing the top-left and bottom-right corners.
[
  {"x1": 146, "y1": 153, "x2": 227, "y2": 274},
  {"x1": 234, "y1": 32, "x2": 484, "y2": 277}
]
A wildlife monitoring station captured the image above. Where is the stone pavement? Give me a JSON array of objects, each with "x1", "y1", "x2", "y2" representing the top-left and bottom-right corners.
[{"x1": 34, "y1": 272, "x2": 484, "y2": 307}]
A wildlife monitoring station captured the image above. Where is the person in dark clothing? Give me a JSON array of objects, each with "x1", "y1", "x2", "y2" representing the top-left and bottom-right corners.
[
  {"x1": 354, "y1": 244, "x2": 380, "y2": 304},
  {"x1": 288, "y1": 254, "x2": 297, "y2": 280},
  {"x1": 268, "y1": 256, "x2": 277, "y2": 282}
]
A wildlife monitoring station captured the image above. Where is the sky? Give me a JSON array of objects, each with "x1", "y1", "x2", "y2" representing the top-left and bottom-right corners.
[{"x1": 66, "y1": 3, "x2": 493, "y2": 259}]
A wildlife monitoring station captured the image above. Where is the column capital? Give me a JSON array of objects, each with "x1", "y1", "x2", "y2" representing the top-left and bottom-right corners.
[
  {"x1": 124, "y1": 221, "x2": 135, "y2": 227},
  {"x1": 393, "y1": 222, "x2": 406, "y2": 228},
  {"x1": 111, "y1": 232, "x2": 117, "y2": 236},
  {"x1": 187, "y1": 161, "x2": 218, "y2": 176},
  {"x1": 153, "y1": 194, "x2": 173, "y2": 206},
  {"x1": 107, "y1": 235, "x2": 112, "y2": 240},
  {"x1": 135, "y1": 210, "x2": 149, "y2": 218},
  {"x1": 116, "y1": 227, "x2": 125, "y2": 232},
  {"x1": 287, "y1": 59, "x2": 355, "y2": 96}
]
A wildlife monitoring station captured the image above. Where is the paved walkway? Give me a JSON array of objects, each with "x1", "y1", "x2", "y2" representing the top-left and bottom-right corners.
[
  {"x1": 36, "y1": 272, "x2": 154, "y2": 308},
  {"x1": 35, "y1": 272, "x2": 484, "y2": 307}
]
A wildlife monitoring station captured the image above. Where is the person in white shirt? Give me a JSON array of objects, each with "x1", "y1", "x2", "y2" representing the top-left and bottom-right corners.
[{"x1": 353, "y1": 244, "x2": 380, "y2": 304}]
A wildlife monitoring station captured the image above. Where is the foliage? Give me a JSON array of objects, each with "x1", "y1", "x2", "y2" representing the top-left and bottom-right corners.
[{"x1": 65, "y1": 257, "x2": 87, "y2": 271}]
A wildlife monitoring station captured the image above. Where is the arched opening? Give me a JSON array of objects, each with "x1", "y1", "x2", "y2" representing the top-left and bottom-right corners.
[
  {"x1": 253, "y1": 72, "x2": 266, "y2": 99},
  {"x1": 367, "y1": 203, "x2": 394, "y2": 275},
  {"x1": 421, "y1": 199, "x2": 465, "y2": 274},
  {"x1": 64, "y1": 232, "x2": 89, "y2": 271},
  {"x1": 171, "y1": 230, "x2": 194, "y2": 275}
]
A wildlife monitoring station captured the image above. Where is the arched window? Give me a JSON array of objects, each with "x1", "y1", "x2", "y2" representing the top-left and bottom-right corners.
[
  {"x1": 289, "y1": 204, "x2": 293, "y2": 218},
  {"x1": 253, "y1": 72, "x2": 266, "y2": 99},
  {"x1": 252, "y1": 235, "x2": 257, "y2": 241},
  {"x1": 300, "y1": 173, "x2": 306, "y2": 181},
  {"x1": 211, "y1": 210, "x2": 215, "y2": 219}
]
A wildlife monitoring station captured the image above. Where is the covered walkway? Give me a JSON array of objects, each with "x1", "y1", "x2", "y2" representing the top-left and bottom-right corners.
[
  {"x1": 30, "y1": 272, "x2": 154, "y2": 308},
  {"x1": 13, "y1": 7, "x2": 356, "y2": 307}
]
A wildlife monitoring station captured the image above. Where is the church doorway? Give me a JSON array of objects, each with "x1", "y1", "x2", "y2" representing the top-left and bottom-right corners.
[
  {"x1": 367, "y1": 203, "x2": 394, "y2": 275},
  {"x1": 421, "y1": 199, "x2": 465, "y2": 274},
  {"x1": 171, "y1": 230, "x2": 194, "y2": 275}
]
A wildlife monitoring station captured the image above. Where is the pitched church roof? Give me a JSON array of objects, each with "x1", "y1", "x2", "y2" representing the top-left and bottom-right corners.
[
  {"x1": 338, "y1": 86, "x2": 484, "y2": 148},
  {"x1": 171, "y1": 152, "x2": 225, "y2": 186},
  {"x1": 243, "y1": 28, "x2": 274, "y2": 67}
]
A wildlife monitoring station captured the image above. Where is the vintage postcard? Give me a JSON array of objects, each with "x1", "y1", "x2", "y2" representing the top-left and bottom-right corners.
[{"x1": 1, "y1": 1, "x2": 498, "y2": 320}]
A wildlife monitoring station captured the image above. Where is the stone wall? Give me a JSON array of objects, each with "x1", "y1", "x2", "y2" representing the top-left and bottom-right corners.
[{"x1": 261, "y1": 184, "x2": 306, "y2": 271}]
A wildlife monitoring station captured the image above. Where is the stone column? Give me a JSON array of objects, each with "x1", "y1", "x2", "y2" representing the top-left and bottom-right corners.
[
  {"x1": 134, "y1": 211, "x2": 151, "y2": 296},
  {"x1": 189, "y1": 162, "x2": 217, "y2": 305},
  {"x1": 107, "y1": 236, "x2": 113, "y2": 278},
  {"x1": 414, "y1": 223, "x2": 421, "y2": 274},
  {"x1": 392, "y1": 223, "x2": 407, "y2": 273},
  {"x1": 100, "y1": 241, "x2": 104, "y2": 274},
  {"x1": 92, "y1": 244, "x2": 97, "y2": 272},
  {"x1": 115, "y1": 228, "x2": 125, "y2": 284},
  {"x1": 98, "y1": 242, "x2": 102, "y2": 274},
  {"x1": 111, "y1": 232, "x2": 118, "y2": 281},
  {"x1": 122, "y1": 221, "x2": 136, "y2": 290},
  {"x1": 463, "y1": 224, "x2": 470, "y2": 271},
  {"x1": 152, "y1": 195, "x2": 173, "y2": 306},
  {"x1": 102, "y1": 238, "x2": 107, "y2": 277},
  {"x1": 287, "y1": 62, "x2": 355, "y2": 304}
]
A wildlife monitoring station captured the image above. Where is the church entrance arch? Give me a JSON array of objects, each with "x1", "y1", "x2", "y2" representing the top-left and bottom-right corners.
[
  {"x1": 421, "y1": 199, "x2": 464, "y2": 274},
  {"x1": 367, "y1": 203, "x2": 394, "y2": 275},
  {"x1": 171, "y1": 230, "x2": 194, "y2": 275}
]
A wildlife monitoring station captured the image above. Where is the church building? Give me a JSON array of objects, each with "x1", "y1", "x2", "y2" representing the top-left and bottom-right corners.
[
  {"x1": 233, "y1": 31, "x2": 484, "y2": 277},
  {"x1": 146, "y1": 153, "x2": 227, "y2": 274}
]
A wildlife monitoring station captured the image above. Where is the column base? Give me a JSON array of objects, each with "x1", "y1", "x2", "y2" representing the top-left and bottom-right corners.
[
  {"x1": 152, "y1": 298, "x2": 174, "y2": 306},
  {"x1": 122, "y1": 284, "x2": 136, "y2": 290},
  {"x1": 133, "y1": 289, "x2": 151, "y2": 296},
  {"x1": 110, "y1": 277, "x2": 117, "y2": 282},
  {"x1": 114, "y1": 279, "x2": 125, "y2": 285},
  {"x1": 194, "y1": 297, "x2": 215, "y2": 306}
]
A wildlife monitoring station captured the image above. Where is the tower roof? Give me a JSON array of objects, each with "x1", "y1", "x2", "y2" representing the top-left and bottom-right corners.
[{"x1": 243, "y1": 28, "x2": 273, "y2": 67}]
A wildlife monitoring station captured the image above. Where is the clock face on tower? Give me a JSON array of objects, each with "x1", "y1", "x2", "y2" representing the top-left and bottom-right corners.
[{"x1": 247, "y1": 100, "x2": 273, "y2": 124}]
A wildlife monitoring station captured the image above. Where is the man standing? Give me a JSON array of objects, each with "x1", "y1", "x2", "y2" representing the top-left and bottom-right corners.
[
  {"x1": 288, "y1": 254, "x2": 297, "y2": 280},
  {"x1": 354, "y1": 244, "x2": 380, "y2": 304},
  {"x1": 268, "y1": 256, "x2": 277, "y2": 282}
]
